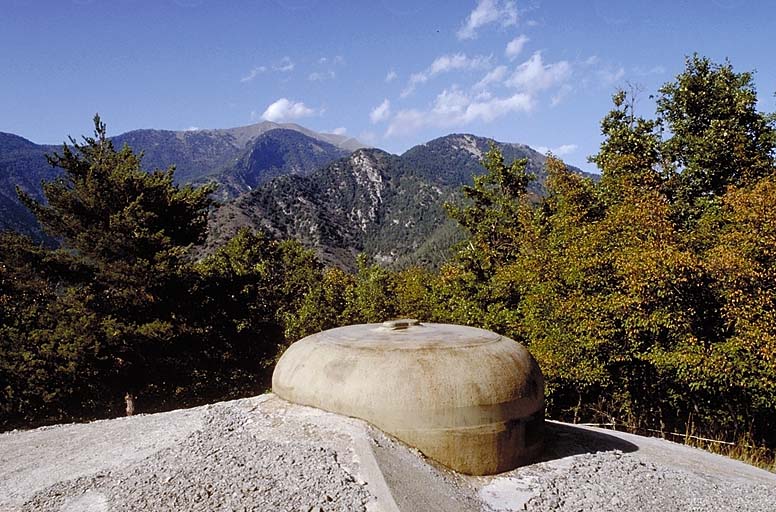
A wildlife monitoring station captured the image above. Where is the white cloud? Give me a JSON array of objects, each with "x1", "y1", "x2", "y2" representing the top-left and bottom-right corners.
[
  {"x1": 580, "y1": 56, "x2": 627, "y2": 88},
  {"x1": 458, "y1": 0, "x2": 518, "y2": 40},
  {"x1": 432, "y1": 88, "x2": 471, "y2": 117},
  {"x1": 385, "y1": 70, "x2": 398, "y2": 82},
  {"x1": 358, "y1": 130, "x2": 378, "y2": 145},
  {"x1": 308, "y1": 70, "x2": 336, "y2": 81},
  {"x1": 260, "y1": 98, "x2": 317, "y2": 122},
  {"x1": 319, "y1": 55, "x2": 345, "y2": 66},
  {"x1": 534, "y1": 144, "x2": 578, "y2": 156},
  {"x1": 505, "y1": 34, "x2": 529, "y2": 59},
  {"x1": 459, "y1": 92, "x2": 533, "y2": 122},
  {"x1": 474, "y1": 65, "x2": 508, "y2": 90},
  {"x1": 184, "y1": 126, "x2": 200, "y2": 131},
  {"x1": 474, "y1": 90, "x2": 494, "y2": 101},
  {"x1": 331, "y1": 127, "x2": 347, "y2": 135},
  {"x1": 554, "y1": 144, "x2": 578, "y2": 155},
  {"x1": 430, "y1": 53, "x2": 490, "y2": 75},
  {"x1": 387, "y1": 86, "x2": 532, "y2": 136},
  {"x1": 402, "y1": 75, "x2": 424, "y2": 97},
  {"x1": 598, "y1": 65, "x2": 625, "y2": 85},
  {"x1": 240, "y1": 66, "x2": 266, "y2": 83},
  {"x1": 506, "y1": 51, "x2": 571, "y2": 92},
  {"x1": 402, "y1": 53, "x2": 491, "y2": 97},
  {"x1": 551, "y1": 84, "x2": 573, "y2": 106},
  {"x1": 387, "y1": 110, "x2": 426, "y2": 136},
  {"x1": 370, "y1": 99, "x2": 391, "y2": 124},
  {"x1": 273, "y1": 56, "x2": 295, "y2": 72},
  {"x1": 634, "y1": 65, "x2": 665, "y2": 76}
]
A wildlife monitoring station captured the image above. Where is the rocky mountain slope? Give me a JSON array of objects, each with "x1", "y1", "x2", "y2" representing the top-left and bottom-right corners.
[
  {"x1": 110, "y1": 122, "x2": 358, "y2": 196},
  {"x1": 209, "y1": 134, "x2": 591, "y2": 269},
  {"x1": 213, "y1": 128, "x2": 350, "y2": 200},
  {"x1": 0, "y1": 123, "x2": 361, "y2": 238},
  {"x1": 401, "y1": 134, "x2": 564, "y2": 191},
  {"x1": 208, "y1": 148, "x2": 440, "y2": 267},
  {"x1": 1, "y1": 124, "x2": 592, "y2": 269}
]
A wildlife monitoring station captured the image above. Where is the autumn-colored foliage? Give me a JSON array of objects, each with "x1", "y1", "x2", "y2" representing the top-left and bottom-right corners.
[{"x1": 427, "y1": 55, "x2": 776, "y2": 450}]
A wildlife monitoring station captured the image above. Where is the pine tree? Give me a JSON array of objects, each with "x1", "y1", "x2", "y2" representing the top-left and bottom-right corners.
[{"x1": 3, "y1": 116, "x2": 216, "y2": 425}]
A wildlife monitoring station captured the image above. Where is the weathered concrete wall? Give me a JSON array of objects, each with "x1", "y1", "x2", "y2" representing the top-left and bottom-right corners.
[{"x1": 272, "y1": 321, "x2": 545, "y2": 475}]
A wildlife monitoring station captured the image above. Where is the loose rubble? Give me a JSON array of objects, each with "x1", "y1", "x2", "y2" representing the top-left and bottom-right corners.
[
  {"x1": 521, "y1": 450, "x2": 776, "y2": 512},
  {"x1": 2, "y1": 395, "x2": 775, "y2": 512},
  {"x1": 477, "y1": 423, "x2": 776, "y2": 512},
  {"x1": 20, "y1": 404, "x2": 372, "y2": 512}
]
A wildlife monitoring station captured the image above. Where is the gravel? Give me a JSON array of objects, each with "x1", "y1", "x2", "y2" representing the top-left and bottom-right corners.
[
  {"x1": 521, "y1": 449, "x2": 776, "y2": 512},
  {"x1": 477, "y1": 423, "x2": 776, "y2": 512},
  {"x1": 18, "y1": 402, "x2": 372, "y2": 512},
  {"x1": 3, "y1": 395, "x2": 775, "y2": 512}
]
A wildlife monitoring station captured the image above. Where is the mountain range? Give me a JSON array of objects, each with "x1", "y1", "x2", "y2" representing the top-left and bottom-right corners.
[
  {"x1": 0, "y1": 133, "x2": 59, "y2": 241},
  {"x1": 0, "y1": 123, "x2": 590, "y2": 268}
]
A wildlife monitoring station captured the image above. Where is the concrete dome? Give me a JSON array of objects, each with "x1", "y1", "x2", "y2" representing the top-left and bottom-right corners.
[{"x1": 272, "y1": 320, "x2": 544, "y2": 475}]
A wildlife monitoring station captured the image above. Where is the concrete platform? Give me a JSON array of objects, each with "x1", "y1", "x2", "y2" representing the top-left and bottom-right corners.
[{"x1": 1, "y1": 394, "x2": 775, "y2": 511}]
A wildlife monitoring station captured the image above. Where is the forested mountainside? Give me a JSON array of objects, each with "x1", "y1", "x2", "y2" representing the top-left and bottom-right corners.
[
  {"x1": 208, "y1": 134, "x2": 590, "y2": 269},
  {"x1": 401, "y1": 133, "x2": 575, "y2": 193},
  {"x1": 113, "y1": 124, "x2": 357, "y2": 197},
  {"x1": 207, "y1": 148, "x2": 458, "y2": 268},
  {"x1": 0, "y1": 123, "x2": 361, "y2": 238},
  {"x1": 213, "y1": 129, "x2": 350, "y2": 200},
  {"x1": 2, "y1": 125, "x2": 587, "y2": 269},
  {"x1": 0, "y1": 133, "x2": 59, "y2": 241}
]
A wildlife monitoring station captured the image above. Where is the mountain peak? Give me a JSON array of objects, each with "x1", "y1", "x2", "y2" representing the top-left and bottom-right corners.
[
  {"x1": 0, "y1": 132, "x2": 42, "y2": 152},
  {"x1": 197, "y1": 122, "x2": 366, "y2": 152},
  {"x1": 211, "y1": 127, "x2": 351, "y2": 198}
]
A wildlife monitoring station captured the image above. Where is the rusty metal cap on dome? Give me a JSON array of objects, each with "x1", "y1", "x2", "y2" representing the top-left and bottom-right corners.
[{"x1": 381, "y1": 319, "x2": 421, "y2": 330}]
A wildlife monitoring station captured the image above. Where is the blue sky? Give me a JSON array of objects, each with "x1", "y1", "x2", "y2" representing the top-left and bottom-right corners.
[{"x1": 2, "y1": 0, "x2": 774, "y2": 172}]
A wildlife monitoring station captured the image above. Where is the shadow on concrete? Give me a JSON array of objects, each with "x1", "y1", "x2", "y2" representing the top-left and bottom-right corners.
[{"x1": 536, "y1": 421, "x2": 639, "y2": 462}]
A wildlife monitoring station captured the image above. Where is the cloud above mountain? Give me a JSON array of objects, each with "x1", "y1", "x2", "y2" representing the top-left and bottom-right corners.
[
  {"x1": 534, "y1": 143, "x2": 578, "y2": 156},
  {"x1": 383, "y1": 46, "x2": 576, "y2": 138},
  {"x1": 261, "y1": 98, "x2": 317, "y2": 122},
  {"x1": 240, "y1": 55, "x2": 299, "y2": 83},
  {"x1": 240, "y1": 2, "x2": 632, "y2": 162},
  {"x1": 370, "y1": 99, "x2": 391, "y2": 124},
  {"x1": 402, "y1": 53, "x2": 492, "y2": 97},
  {"x1": 457, "y1": 0, "x2": 518, "y2": 39},
  {"x1": 474, "y1": 65, "x2": 508, "y2": 90},
  {"x1": 387, "y1": 87, "x2": 532, "y2": 136},
  {"x1": 505, "y1": 51, "x2": 571, "y2": 92}
]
